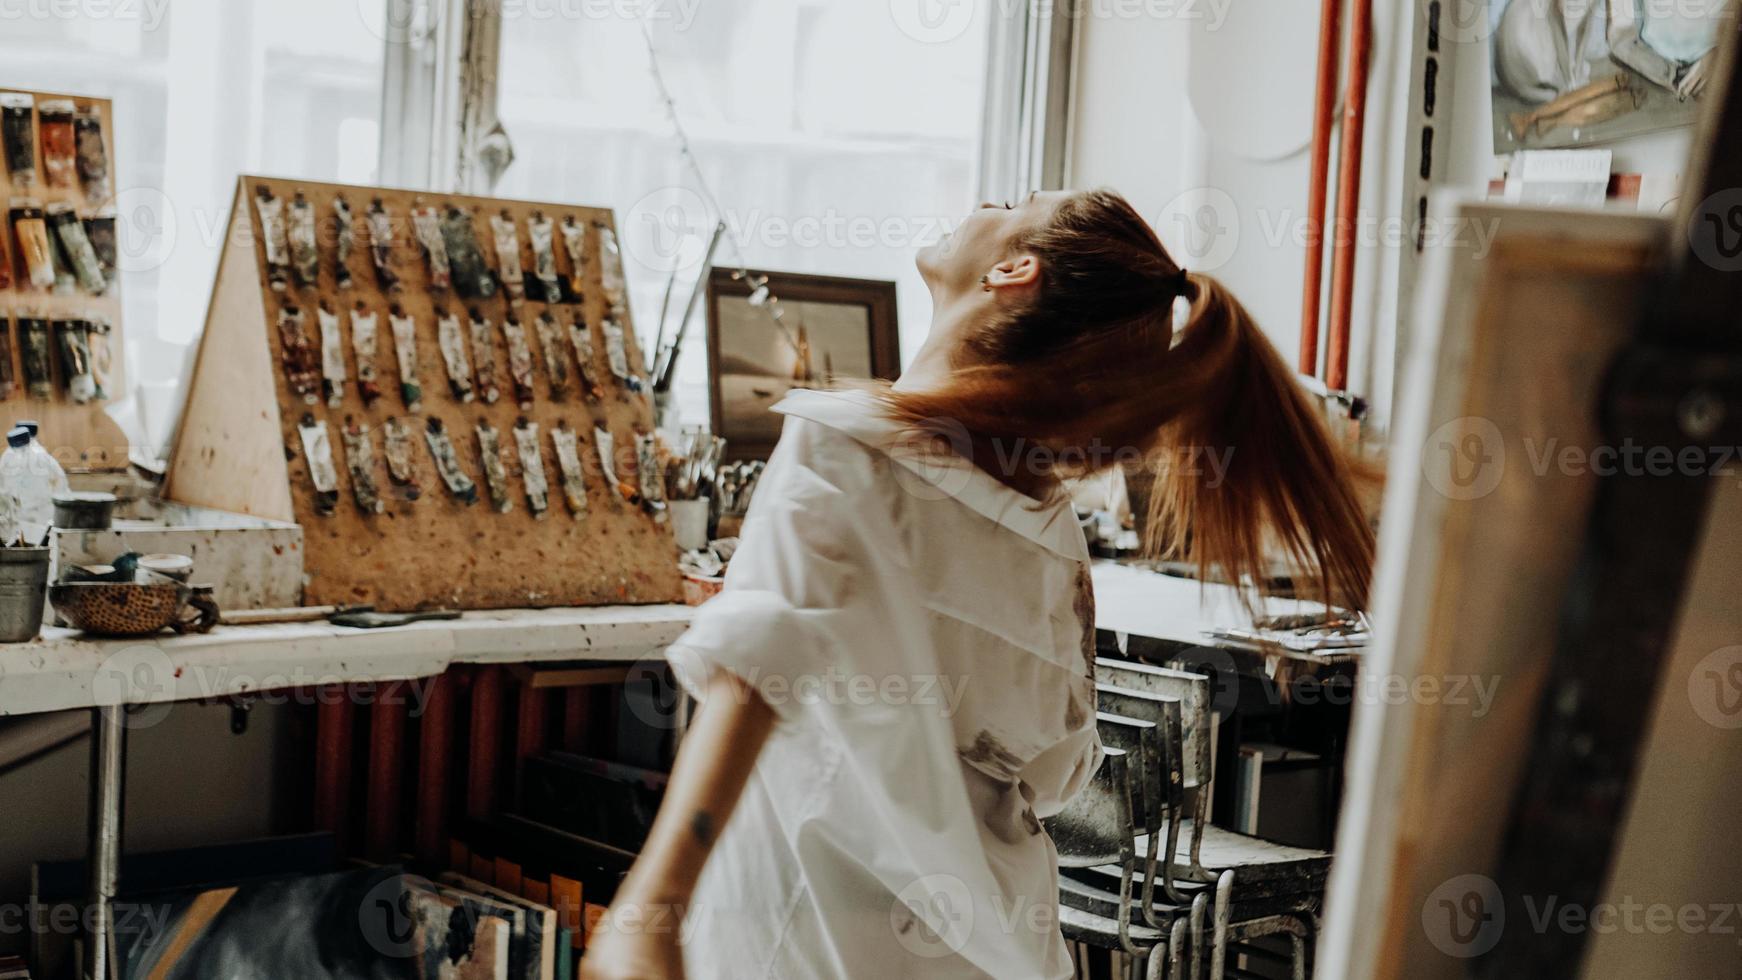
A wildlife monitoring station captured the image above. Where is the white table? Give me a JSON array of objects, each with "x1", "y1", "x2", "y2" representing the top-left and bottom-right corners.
[{"x1": 0, "y1": 603, "x2": 694, "y2": 979}]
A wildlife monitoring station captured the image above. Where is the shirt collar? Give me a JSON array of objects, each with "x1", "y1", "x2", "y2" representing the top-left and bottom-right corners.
[{"x1": 772, "y1": 388, "x2": 1088, "y2": 560}]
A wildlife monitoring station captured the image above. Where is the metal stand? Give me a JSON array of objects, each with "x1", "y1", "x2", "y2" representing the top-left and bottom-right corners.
[{"x1": 84, "y1": 706, "x2": 126, "y2": 980}]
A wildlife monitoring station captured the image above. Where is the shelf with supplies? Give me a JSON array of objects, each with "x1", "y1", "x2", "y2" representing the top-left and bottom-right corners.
[
  {"x1": 1, "y1": 88, "x2": 129, "y2": 470},
  {"x1": 0, "y1": 601, "x2": 694, "y2": 717}
]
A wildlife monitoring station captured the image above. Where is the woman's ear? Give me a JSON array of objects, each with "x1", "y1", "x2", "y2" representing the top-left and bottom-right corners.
[{"x1": 985, "y1": 253, "x2": 1040, "y2": 290}]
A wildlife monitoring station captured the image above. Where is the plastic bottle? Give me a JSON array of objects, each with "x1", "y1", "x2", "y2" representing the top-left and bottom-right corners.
[
  {"x1": 14, "y1": 420, "x2": 68, "y2": 501},
  {"x1": 0, "y1": 426, "x2": 54, "y2": 545}
]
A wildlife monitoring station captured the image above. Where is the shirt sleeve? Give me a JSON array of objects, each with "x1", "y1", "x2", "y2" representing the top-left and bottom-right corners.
[
  {"x1": 1020, "y1": 721, "x2": 1104, "y2": 818},
  {"x1": 665, "y1": 416, "x2": 904, "y2": 724}
]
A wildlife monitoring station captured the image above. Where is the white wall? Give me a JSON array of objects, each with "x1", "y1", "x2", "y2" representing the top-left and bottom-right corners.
[{"x1": 1068, "y1": 0, "x2": 1696, "y2": 431}]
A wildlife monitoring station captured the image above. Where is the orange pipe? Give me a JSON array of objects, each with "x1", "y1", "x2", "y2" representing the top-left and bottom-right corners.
[
  {"x1": 1300, "y1": 0, "x2": 1344, "y2": 378},
  {"x1": 1326, "y1": 0, "x2": 1372, "y2": 393}
]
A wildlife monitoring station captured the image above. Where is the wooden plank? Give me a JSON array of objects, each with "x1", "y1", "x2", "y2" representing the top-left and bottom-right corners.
[
  {"x1": 162, "y1": 184, "x2": 292, "y2": 518},
  {"x1": 1316, "y1": 205, "x2": 1663, "y2": 979}
]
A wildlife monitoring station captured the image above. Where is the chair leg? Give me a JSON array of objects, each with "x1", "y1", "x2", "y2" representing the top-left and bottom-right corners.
[
  {"x1": 1291, "y1": 933, "x2": 1306, "y2": 980},
  {"x1": 1209, "y1": 870, "x2": 1234, "y2": 980},
  {"x1": 1187, "y1": 893, "x2": 1206, "y2": 980},
  {"x1": 1168, "y1": 918, "x2": 1188, "y2": 980}
]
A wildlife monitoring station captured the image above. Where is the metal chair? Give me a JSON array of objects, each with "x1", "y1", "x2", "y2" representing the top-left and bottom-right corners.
[
  {"x1": 1092, "y1": 657, "x2": 1331, "y2": 979},
  {"x1": 1046, "y1": 747, "x2": 1184, "y2": 978}
]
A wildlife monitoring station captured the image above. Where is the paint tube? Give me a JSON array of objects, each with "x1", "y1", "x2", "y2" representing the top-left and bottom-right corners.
[
  {"x1": 382, "y1": 417, "x2": 422, "y2": 500},
  {"x1": 438, "y1": 310, "x2": 474, "y2": 402},
  {"x1": 341, "y1": 418, "x2": 385, "y2": 515},
  {"x1": 298, "y1": 413, "x2": 340, "y2": 516},
  {"x1": 637, "y1": 432, "x2": 666, "y2": 521},
  {"x1": 276, "y1": 304, "x2": 320, "y2": 404},
  {"x1": 317, "y1": 302, "x2": 347, "y2": 408},
  {"x1": 551, "y1": 421, "x2": 588, "y2": 515},
  {"x1": 502, "y1": 314, "x2": 536, "y2": 409},
  {"x1": 595, "y1": 425, "x2": 637, "y2": 505},
  {"x1": 0, "y1": 93, "x2": 36, "y2": 189},
  {"x1": 47, "y1": 204, "x2": 105, "y2": 295},
  {"x1": 389, "y1": 305, "x2": 422, "y2": 411},
  {"x1": 535, "y1": 312, "x2": 570, "y2": 400},
  {"x1": 491, "y1": 211, "x2": 525, "y2": 303},
  {"x1": 54, "y1": 319, "x2": 94, "y2": 404},
  {"x1": 84, "y1": 210, "x2": 116, "y2": 286},
  {"x1": 560, "y1": 216, "x2": 588, "y2": 296},
  {"x1": 331, "y1": 196, "x2": 356, "y2": 290},
  {"x1": 365, "y1": 199, "x2": 399, "y2": 291},
  {"x1": 11, "y1": 201, "x2": 55, "y2": 289},
  {"x1": 468, "y1": 309, "x2": 501, "y2": 405},
  {"x1": 74, "y1": 105, "x2": 108, "y2": 200},
  {"x1": 597, "y1": 223, "x2": 626, "y2": 309},
  {"x1": 412, "y1": 203, "x2": 451, "y2": 291},
  {"x1": 37, "y1": 101, "x2": 75, "y2": 189},
  {"x1": 569, "y1": 314, "x2": 602, "y2": 402},
  {"x1": 528, "y1": 213, "x2": 563, "y2": 303},
  {"x1": 424, "y1": 417, "x2": 477, "y2": 505},
  {"x1": 0, "y1": 313, "x2": 15, "y2": 400},
  {"x1": 289, "y1": 193, "x2": 319, "y2": 289},
  {"x1": 602, "y1": 316, "x2": 641, "y2": 391},
  {"x1": 351, "y1": 303, "x2": 382, "y2": 405},
  {"x1": 88, "y1": 317, "x2": 112, "y2": 400},
  {"x1": 254, "y1": 186, "x2": 291, "y2": 290},
  {"x1": 441, "y1": 206, "x2": 496, "y2": 299},
  {"x1": 514, "y1": 419, "x2": 549, "y2": 518},
  {"x1": 476, "y1": 420, "x2": 512, "y2": 513},
  {"x1": 19, "y1": 316, "x2": 52, "y2": 398}
]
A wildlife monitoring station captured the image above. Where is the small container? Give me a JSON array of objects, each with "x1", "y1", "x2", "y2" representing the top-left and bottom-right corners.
[
  {"x1": 669, "y1": 497, "x2": 711, "y2": 552},
  {"x1": 52, "y1": 491, "x2": 117, "y2": 530},
  {"x1": 0, "y1": 545, "x2": 51, "y2": 641},
  {"x1": 138, "y1": 553, "x2": 194, "y2": 582}
]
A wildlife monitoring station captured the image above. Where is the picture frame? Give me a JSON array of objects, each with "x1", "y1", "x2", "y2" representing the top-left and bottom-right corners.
[{"x1": 706, "y1": 268, "x2": 900, "y2": 461}]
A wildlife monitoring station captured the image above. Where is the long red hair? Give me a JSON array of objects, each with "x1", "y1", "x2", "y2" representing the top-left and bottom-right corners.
[{"x1": 879, "y1": 189, "x2": 1374, "y2": 610}]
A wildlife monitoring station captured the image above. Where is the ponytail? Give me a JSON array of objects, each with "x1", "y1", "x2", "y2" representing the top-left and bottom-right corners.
[
  {"x1": 879, "y1": 189, "x2": 1374, "y2": 611},
  {"x1": 1145, "y1": 274, "x2": 1374, "y2": 610}
]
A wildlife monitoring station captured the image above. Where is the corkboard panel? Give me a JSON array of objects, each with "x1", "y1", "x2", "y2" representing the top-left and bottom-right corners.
[
  {"x1": 0, "y1": 89, "x2": 128, "y2": 469},
  {"x1": 167, "y1": 176, "x2": 681, "y2": 611}
]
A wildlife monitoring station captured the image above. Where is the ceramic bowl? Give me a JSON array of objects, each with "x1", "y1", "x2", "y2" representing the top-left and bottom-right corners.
[{"x1": 49, "y1": 581, "x2": 216, "y2": 636}]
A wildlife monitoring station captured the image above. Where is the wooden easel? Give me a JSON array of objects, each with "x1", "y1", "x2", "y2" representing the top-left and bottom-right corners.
[{"x1": 165, "y1": 177, "x2": 681, "y2": 611}]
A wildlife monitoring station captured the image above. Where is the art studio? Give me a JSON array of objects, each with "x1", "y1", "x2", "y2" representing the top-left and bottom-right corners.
[{"x1": 0, "y1": 2, "x2": 1737, "y2": 978}]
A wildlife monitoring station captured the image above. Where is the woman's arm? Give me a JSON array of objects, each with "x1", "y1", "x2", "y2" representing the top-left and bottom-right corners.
[{"x1": 580, "y1": 667, "x2": 777, "y2": 980}]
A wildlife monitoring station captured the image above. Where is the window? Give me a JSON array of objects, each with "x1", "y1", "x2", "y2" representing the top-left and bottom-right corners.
[
  {"x1": 491, "y1": 0, "x2": 992, "y2": 425},
  {"x1": 0, "y1": 0, "x2": 387, "y2": 448}
]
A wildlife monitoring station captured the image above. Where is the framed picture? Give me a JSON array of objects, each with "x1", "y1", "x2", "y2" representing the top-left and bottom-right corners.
[
  {"x1": 707, "y1": 269, "x2": 900, "y2": 460},
  {"x1": 1489, "y1": 0, "x2": 1723, "y2": 151}
]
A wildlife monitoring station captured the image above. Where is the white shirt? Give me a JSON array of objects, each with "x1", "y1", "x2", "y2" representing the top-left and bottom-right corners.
[{"x1": 667, "y1": 389, "x2": 1104, "y2": 980}]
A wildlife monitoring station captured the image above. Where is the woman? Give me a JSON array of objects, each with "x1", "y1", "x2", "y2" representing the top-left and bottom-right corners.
[{"x1": 582, "y1": 189, "x2": 1373, "y2": 979}]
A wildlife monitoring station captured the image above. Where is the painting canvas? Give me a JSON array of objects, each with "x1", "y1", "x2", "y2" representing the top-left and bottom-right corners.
[
  {"x1": 707, "y1": 270, "x2": 899, "y2": 460},
  {"x1": 1490, "y1": 0, "x2": 1728, "y2": 151}
]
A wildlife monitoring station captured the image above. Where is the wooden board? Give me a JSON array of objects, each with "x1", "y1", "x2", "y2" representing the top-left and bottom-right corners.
[
  {"x1": 166, "y1": 176, "x2": 681, "y2": 611},
  {"x1": 0, "y1": 89, "x2": 128, "y2": 469},
  {"x1": 1316, "y1": 204, "x2": 1664, "y2": 979}
]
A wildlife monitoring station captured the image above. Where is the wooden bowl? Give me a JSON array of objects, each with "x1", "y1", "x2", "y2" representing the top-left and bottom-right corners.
[{"x1": 49, "y1": 581, "x2": 188, "y2": 636}]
